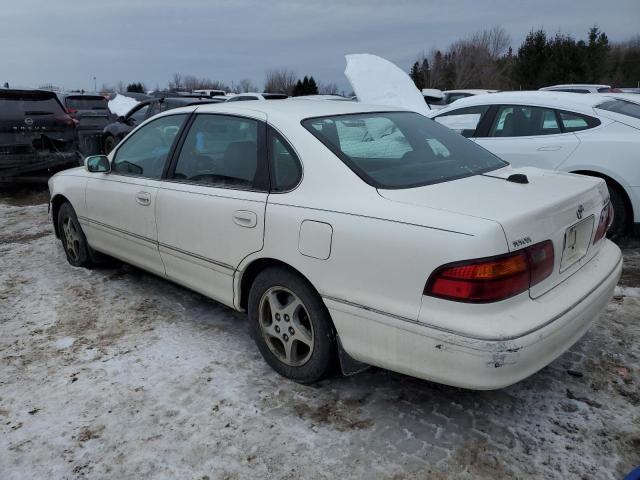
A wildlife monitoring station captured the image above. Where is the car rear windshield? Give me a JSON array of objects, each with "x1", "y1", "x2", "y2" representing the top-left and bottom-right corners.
[
  {"x1": 0, "y1": 91, "x2": 64, "y2": 117},
  {"x1": 302, "y1": 111, "x2": 506, "y2": 189},
  {"x1": 596, "y1": 99, "x2": 640, "y2": 120},
  {"x1": 65, "y1": 96, "x2": 108, "y2": 110}
]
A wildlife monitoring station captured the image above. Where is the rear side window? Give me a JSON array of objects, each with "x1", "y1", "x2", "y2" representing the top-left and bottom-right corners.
[
  {"x1": 171, "y1": 114, "x2": 263, "y2": 190},
  {"x1": 489, "y1": 105, "x2": 560, "y2": 137},
  {"x1": 434, "y1": 105, "x2": 490, "y2": 137},
  {"x1": 558, "y1": 111, "x2": 600, "y2": 132},
  {"x1": 302, "y1": 111, "x2": 506, "y2": 189},
  {"x1": 269, "y1": 130, "x2": 302, "y2": 192},
  {"x1": 64, "y1": 96, "x2": 108, "y2": 110},
  {"x1": 112, "y1": 114, "x2": 187, "y2": 179},
  {"x1": 596, "y1": 99, "x2": 640, "y2": 120}
]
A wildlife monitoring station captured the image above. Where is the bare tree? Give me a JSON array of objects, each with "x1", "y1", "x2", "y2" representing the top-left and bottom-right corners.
[
  {"x1": 116, "y1": 80, "x2": 125, "y2": 93},
  {"x1": 235, "y1": 78, "x2": 258, "y2": 93},
  {"x1": 264, "y1": 68, "x2": 297, "y2": 94},
  {"x1": 318, "y1": 81, "x2": 339, "y2": 95},
  {"x1": 169, "y1": 73, "x2": 183, "y2": 91}
]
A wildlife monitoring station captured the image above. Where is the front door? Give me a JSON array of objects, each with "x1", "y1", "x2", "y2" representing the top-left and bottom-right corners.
[
  {"x1": 155, "y1": 112, "x2": 269, "y2": 307},
  {"x1": 83, "y1": 113, "x2": 188, "y2": 276}
]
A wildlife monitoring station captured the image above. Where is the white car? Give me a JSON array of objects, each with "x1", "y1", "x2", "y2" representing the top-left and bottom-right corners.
[
  {"x1": 539, "y1": 84, "x2": 621, "y2": 94},
  {"x1": 431, "y1": 91, "x2": 640, "y2": 236},
  {"x1": 428, "y1": 89, "x2": 498, "y2": 110},
  {"x1": 226, "y1": 92, "x2": 288, "y2": 102},
  {"x1": 48, "y1": 100, "x2": 621, "y2": 389}
]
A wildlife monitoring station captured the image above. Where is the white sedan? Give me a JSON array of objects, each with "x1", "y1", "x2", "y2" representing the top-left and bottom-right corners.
[
  {"x1": 431, "y1": 91, "x2": 640, "y2": 236},
  {"x1": 48, "y1": 100, "x2": 622, "y2": 389}
]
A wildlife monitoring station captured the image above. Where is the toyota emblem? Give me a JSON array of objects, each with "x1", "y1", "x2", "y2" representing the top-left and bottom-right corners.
[{"x1": 576, "y1": 205, "x2": 584, "y2": 219}]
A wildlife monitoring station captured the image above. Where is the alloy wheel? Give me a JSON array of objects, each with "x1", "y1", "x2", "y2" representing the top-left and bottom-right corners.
[{"x1": 258, "y1": 286, "x2": 314, "y2": 366}]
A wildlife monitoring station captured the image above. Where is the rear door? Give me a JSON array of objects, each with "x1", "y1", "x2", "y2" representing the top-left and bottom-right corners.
[
  {"x1": 155, "y1": 112, "x2": 269, "y2": 307},
  {"x1": 84, "y1": 113, "x2": 188, "y2": 275},
  {"x1": 474, "y1": 104, "x2": 579, "y2": 170}
]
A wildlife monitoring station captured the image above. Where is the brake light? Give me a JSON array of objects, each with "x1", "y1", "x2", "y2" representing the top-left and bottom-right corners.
[
  {"x1": 425, "y1": 240, "x2": 554, "y2": 303},
  {"x1": 593, "y1": 202, "x2": 613, "y2": 244}
]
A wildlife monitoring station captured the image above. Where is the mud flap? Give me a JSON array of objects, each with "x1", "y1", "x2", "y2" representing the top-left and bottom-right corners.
[{"x1": 337, "y1": 335, "x2": 369, "y2": 376}]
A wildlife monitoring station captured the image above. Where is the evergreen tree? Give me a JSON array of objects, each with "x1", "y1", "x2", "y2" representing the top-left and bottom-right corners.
[{"x1": 308, "y1": 76, "x2": 318, "y2": 94}]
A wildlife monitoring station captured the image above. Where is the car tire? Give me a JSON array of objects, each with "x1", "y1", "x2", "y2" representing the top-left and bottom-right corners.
[
  {"x1": 57, "y1": 202, "x2": 95, "y2": 268},
  {"x1": 103, "y1": 135, "x2": 117, "y2": 155},
  {"x1": 248, "y1": 267, "x2": 337, "y2": 383},
  {"x1": 607, "y1": 184, "x2": 629, "y2": 238}
]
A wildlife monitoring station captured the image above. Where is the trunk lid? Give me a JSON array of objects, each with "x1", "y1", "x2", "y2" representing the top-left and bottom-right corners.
[
  {"x1": 378, "y1": 166, "x2": 609, "y2": 298},
  {"x1": 63, "y1": 95, "x2": 111, "y2": 130}
]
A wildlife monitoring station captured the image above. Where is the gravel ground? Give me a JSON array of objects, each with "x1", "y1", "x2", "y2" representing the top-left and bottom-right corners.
[{"x1": 1, "y1": 189, "x2": 639, "y2": 480}]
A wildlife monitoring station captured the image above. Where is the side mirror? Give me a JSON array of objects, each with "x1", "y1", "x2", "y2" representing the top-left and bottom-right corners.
[
  {"x1": 85, "y1": 155, "x2": 111, "y2": 173},
  {"x1": 116, "y1": 115, "x2": 126, "y2": 123}
]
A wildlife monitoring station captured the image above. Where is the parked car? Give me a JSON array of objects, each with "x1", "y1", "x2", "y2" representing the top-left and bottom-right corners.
[
  {"x1": 57, "y1": 92, "x2": 111, "y2": 156},
  {"x1": 540, "y1": 84, "x2": 622, "y2": 94},
  {"x1": 427, "y1": 89, "x2": 498, "y2": 110},
  {"x1": 620, "y1": 88, "x2": 640, "y2": 94},
  {"x1": 49, "y1": 100, "x2": 621, "y2": 389},
  {"x1": 193, "y1": 89, "x2": 226, "y2": 97},
  {"x1": 1, "y1": 88, "x2": 80, "y2": 184},
  {"x1": 431, "y1": 91, "x2": 640, "y2": 236},
  {"x1": 226, "y1": 92, "x2": 288, "y2": 101},
  {"x1": 289, "y1": 95, "x2": 353, "y2": 101},
  {"x1": 102, "y1": 96, "x2": 224, "y2": 153}
]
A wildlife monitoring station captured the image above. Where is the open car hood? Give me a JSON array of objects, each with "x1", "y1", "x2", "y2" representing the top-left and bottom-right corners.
[{"x1": 344, "y1": 54, "x2": 430, "y2": 116}]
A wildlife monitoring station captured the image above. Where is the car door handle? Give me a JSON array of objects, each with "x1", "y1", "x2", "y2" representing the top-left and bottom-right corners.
[
  {"x1": 232, "y1": 210, "x2": 257, "y2": 228},
  {"x1": 537, "y1": 145, "x2": 562, "y2": 151},
  {"x1": 135, "y1": 191, "x2": 151, "y2": 206}
]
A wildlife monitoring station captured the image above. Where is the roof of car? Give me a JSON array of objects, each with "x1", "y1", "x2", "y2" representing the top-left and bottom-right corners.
[
  {"x1": 540, "y1": 84, "x2": 611, "y2": 89},
  {"x1": 183, "y1": 98, "x2": 407, "y2": 120},
  {"x1": 433, "y1": 91, "x2": 608, "y2": 116},
  {"x1": 444, "y1": 89, "x2": 498, "y2": 94}
]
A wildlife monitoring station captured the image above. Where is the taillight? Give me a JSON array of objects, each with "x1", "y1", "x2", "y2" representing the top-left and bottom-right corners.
[
  {"x1": 593, "y1": 202, "x2": 613, "y2": 244},
  {"x1": 425, "y1": 240, "x2": 554, "y2": 303},
  {"x1": 65, "y1": 107, "x2": 78, "y2": 115}
]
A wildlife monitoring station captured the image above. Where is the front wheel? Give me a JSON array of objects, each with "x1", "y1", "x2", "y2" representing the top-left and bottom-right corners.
[
  {"x1": 57, "y1": 202, "x2": 95, "y2": 268},
  {"x1": 248, "y1": 267, "x2": 337, "y2": 383}
]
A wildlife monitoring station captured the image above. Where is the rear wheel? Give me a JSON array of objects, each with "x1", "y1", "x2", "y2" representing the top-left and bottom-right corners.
[
  {"x1": 57, "y1": 202, "x2": 95, "y2": 268},
  {"x1": 103, "y1": 135, "x2": 117, "y2": 155},
  {"x1": 248, "y1": 267, "x2": 337, "y2": 383},
  {"x1": 607, "y1": 184, "x2": 630, "y2": 238}
]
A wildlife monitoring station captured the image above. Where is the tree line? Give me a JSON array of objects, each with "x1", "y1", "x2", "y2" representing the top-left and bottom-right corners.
[
  {"x1": 102, "y1": 70, "x2": 340, "y2": 96},
  {"x1": 410, "y1": 26, "x2": 640, "y2": 91}
]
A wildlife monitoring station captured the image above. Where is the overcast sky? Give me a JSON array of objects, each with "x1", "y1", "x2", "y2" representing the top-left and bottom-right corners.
[{"x1": 2, "y1": 0, "x2": 639, "y2": 93}]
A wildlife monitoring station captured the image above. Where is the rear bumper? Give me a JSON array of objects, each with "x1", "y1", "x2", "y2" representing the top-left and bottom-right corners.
[{"x1": 325, "y1": 240, "x2": 622, "y2": 389}]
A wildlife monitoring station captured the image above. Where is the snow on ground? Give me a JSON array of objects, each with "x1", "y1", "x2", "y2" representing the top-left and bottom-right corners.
[
  {"x1": 0, "y1": 190, "x2": 639, "y2": 479},
  {"x1": 107, "y1": 94, "x2": 139, "y2": 117}
]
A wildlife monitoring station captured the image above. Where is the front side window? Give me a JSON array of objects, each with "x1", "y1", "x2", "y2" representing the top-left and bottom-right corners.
[
  {"x1": 112, "y1": 114, "x2": 187, "y2": 179},
  {"x1": 302, "y1": 111, "x2": 506, "y2": 189},
  {"x1": 269, "y1": 130, "x2": 302, "y2": 192},
  {"x1": 596, "y1": 99, "x2": 640, "y2": 120},
  {"x1": 171, "y1": 114, "x2": 261, "y2": 189},
  {"x1": 489, "y1": 105, "x2": 560, "y2": 137},
  {"x1": 434, "y1": 105, "x2": 490, "y2": 137},
  {"x1": 128, "y1": 103, "x2": 150, "y2": 125}
]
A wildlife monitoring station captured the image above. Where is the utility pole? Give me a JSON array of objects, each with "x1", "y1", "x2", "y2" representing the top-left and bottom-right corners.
[{"x1": 93, "y1": 76, "x2": 97, "y2": 92}]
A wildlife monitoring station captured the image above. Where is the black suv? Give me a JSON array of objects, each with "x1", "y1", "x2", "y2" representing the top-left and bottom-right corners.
[
  {"x1": 102, "y1": 96, "x2": 224, "y2": 153},
  {"x1": 0, "y1": 89, "x2": 80, "y2": 184},
  {"x1": 57, "y1": 93, "x2": 111, "y2": 156}
]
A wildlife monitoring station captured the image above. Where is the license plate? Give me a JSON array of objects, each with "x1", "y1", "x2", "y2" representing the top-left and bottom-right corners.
[{"x1": 560, "y1": 216, "x2": 594, "y2": 272}]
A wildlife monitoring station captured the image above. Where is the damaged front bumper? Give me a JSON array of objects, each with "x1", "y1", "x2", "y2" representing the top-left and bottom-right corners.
[{"x1": 324, "y1": 240, "x2": 622, "y2": 390}]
